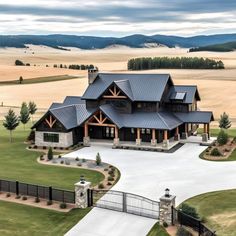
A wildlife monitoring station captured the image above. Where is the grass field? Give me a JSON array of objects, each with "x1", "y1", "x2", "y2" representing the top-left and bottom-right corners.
[
  {"x1": 147, "y1": 223, "x2": 169, "y2": 236},
  {"x1": 0, "y1": 122, "x2": 104, "y2": 190},
  {"x1": 198, "y1": 128, "x2": 236, "y2": 137},
  {"x1": 0, "y1": 201, "x2": 90, "y2": 236},
  {"x1": 184, "y1": 189, "x2": 236, "y2": 236},
  {"x1": 0, "y1": 75, "x2": 80, "y2": 85}
]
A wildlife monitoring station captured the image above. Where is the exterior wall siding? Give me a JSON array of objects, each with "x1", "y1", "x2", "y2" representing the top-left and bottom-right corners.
[{"x1": 35, "y1": 131, "x2": 73, "y2": 148}]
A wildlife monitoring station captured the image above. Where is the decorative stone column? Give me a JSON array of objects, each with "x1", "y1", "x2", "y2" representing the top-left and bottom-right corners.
[
  {"x1": 151, "y1": 129, "x2": 157, "y2": 146},
  {"x1": 83, "y1": 136, "x2": 90, "y2": 146},
  {"x1": 174, "y1": 127, "x2": 180, "y2": 141},
  {"x1": 181, "y1": 132, "x2": 188, "y2": 139},
  {"x1": 74, "y1": 177, "x2": 91, "y2": 208},
  {"x1": 162, "y1": 130, "x2": 169, "y2": 148},
  {"x1": 159, "y1": 189, "x2": 176, "y2": 225},
  {"x1": 113, "y1": 126, "x2": 120, "y2": 147},
  {"x1": 202, "y1": 133, "x2": 208, "y2": 142}
]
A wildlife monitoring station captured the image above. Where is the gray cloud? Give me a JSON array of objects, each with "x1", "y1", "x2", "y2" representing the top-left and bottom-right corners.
[{"x1": 0, "y1": 1, "x2": 236, "y2": 35}]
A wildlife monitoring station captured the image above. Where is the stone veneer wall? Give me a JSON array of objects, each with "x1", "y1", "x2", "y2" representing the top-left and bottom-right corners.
[{"x1": 35, "y1": 131, "x2": 73, "y2": 147}]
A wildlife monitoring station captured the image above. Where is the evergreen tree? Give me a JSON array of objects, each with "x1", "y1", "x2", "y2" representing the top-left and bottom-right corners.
[
  {"x1": 219, "y1": 112, "x2": 231, "y2": 129},
  {"x1": 47, "y1": 147, "x2": 53, "y2": 160},
  {"x1": 28, "y1": 101, "x2": 37, "y2": 123},
  {"x1": 3, "y1": 109, "x2": 19, "y2": 142},
  {"x1": 96, "y1": 152, "x2": 101, "y2": 166},
  {"x1": 19, "y1": 102, "x2": 30, "y2": 130},
  {"x1": 19, "y1": 76, "x2": 23, "y2": 84},
  {"x1": 217, "y1": 129, "x2": 228, "y2": 145}
]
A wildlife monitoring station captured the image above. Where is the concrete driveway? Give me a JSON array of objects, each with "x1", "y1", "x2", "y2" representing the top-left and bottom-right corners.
[{"x1": 65, "y1": 143, "x2": 236, "y2": 236}]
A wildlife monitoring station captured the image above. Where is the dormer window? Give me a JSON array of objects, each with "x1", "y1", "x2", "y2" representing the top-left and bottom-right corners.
[{"x1": 170, "y1": 92, "x2": 186, "y2": 102}]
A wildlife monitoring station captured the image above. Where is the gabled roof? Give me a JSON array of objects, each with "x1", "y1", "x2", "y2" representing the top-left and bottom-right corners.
[
  {"x1": 99, "y1": 104, "x2": 182, "y2": 130},
  {"x1": 114, "y1": 80, "x2": 134, "y2": 100},
  {"x1": 174, "y1": 111, "x2": 214, "y2": 123},
  {"x1": 166, "y1": 85, "x2": 200, "y2": 104},
  {"x1": 63, "y1": 96, "x2": 85, "y2": 105},
  {"x1": 82, "y1": 73, "x2": 173, "y2": 102}
]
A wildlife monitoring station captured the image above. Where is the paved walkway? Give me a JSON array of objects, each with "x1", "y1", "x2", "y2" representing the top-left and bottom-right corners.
[{"x1": 64, "y1": 143, "x2": 236, "y2": 236}]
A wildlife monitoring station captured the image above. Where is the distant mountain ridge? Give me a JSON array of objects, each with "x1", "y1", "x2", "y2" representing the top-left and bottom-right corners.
[
  {"x1": 189, "y1": 41, "x2": 236, "y2": 52},
  {"x1": 1, "y1": 33, "x2": 236, "y2": 49}
]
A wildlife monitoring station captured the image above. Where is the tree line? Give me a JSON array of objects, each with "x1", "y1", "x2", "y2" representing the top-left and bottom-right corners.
[
  {"x1": 3, "y1": 101, "x2": 37, "y2": 142},
  {"x1": 127, "y1": 57, "x2": 224, "y2": 70}
]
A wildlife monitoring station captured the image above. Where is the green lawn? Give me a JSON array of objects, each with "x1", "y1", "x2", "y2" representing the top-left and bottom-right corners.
[
  {"x1": 0, "y1": 200, "x2": 90, "y2": 236},
  {"x1": 228, "y1": 149, "x2": 236, "y2": 161},
  {"x1": 198, "y1": 128, "x2": 236, "y2": 138},
  {"x1": 147, "y1": 223, "x2": 169, "y2": 236},
  {"x1": 0, "y1": 75, "x2": 81, "y2": 85},
  {"x1": 184, "y1": 189, "x2": 236, "y2": 236},
  {"x1": 0, "y1": 122, "x2": 104, "y2": 190}
]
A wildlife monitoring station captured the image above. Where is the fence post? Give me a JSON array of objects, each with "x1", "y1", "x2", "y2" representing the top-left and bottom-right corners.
[
  {"x1": 123, "y1": 192, "x2": 127, "y2": 213},
  {"x1": 16, "y1": 181, "x2": 19, "y2": 196},
  {"x1": 159, "y1": 189, "x2": 176, "y2": 225},
  {"x1": 74, "y1": 178, "x2": 91, "y2": 208},
  {"x1": 49, "y1": 186, "x2": 52, "y2": 201}
]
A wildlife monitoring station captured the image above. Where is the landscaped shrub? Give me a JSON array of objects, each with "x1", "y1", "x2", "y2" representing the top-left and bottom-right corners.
[
  {"x1": 98, "y1": 183, "x2": 104, "y2": 189},
  {"x1": 22, "y1": 196, "x2": 27, "y2": 200},
  {"x1": 210, "y1": 148, "x2": 222, "y2": 156},
  {"x1": 82, "y1": 158, "x2": 86, "y2": 163},
  {"x1": 53, "y1": 147, "x2": 57, "y2": 150},
  {"x1": 217, "y1": 129, "x2": 228, "y2": 145},
  {"x1": 107, "y1": 176, "x2": 114, "y2": 181},
  {"x1": 180, "y1": 203, "x2": 199, "y2": 219},
  {"x1": 43, "y1": 146, "x2": 47, "y2": 150},
  {"x1": 28, "y1": 146, "x2": 32, "y2": 149},
  {"x1": 60, "y1": 160, "x2": 64, "y2": 164},
  {"x1": 60, "y1": 202, "x2": 67, "y2": 209},
  {"x1": 47, "y1": 147, "x2": 53, "y2": 160},
  {"x1": 107, "y1": 182, "x2": 112, "y2": 186},
  {"x1": 58, "y1": 155, "x2": 61, "y2": 158},
  {"x1": 75, "y1": 157, "x2": 80, "y2": 161},
  {"x1": 108, "y1": 170, "x2": 114, "y2": 175},
  {"x1": 176, "y1": 226, "x2": 193, "y2": 236},
  {"x1": 15, "y1": 195, "x2": 21, "y2": 199},
  {"x1": 35, "y1": 197, "x2": 40, "y2": 203},
  {"x1": 96, "y1": 152, "x2": 102, "y2": 166},
  {"x1": 47, "y1": 200, "x2": 53, "y2": 205},
  {"x1": 110, "y1": 167, "x2": 116, "y2": 172},
  {"x1": 6, "y1": 193, "x2": 11, "y2": 197},
  {"x1": 77, "y1": 163, "x2": 82, "y2": 167},
  {"x1": 33, "y1": 145, "x2": 38, "y2": 149},
  {"x1": 162, "y1": 221, "x2": 168, "y2": 228},
  {"x1": 104, "y1": 168, "x2": 108, "y2": 171}
]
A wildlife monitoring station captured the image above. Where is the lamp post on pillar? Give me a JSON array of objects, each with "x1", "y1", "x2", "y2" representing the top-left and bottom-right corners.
[{"x1": 159, "y1": 188, "x2": 176, "y2": 225}]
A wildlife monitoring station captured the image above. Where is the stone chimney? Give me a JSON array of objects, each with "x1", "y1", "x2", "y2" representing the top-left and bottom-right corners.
[{"x1": 88, "y1": 68, "x2": 98, "y2": 84}]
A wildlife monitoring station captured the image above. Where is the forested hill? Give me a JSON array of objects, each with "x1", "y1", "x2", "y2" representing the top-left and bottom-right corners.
[
  {"x1": 189, "y1": 41, "x2": 236, "y2": 52},
  {"x1": 1, "y1": 33, "x2": 236, "y2": 49}
]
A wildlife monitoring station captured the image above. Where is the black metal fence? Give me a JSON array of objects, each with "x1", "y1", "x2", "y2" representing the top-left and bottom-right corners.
[
  {"x1": 172, "y1": 207, "x2": 216, "y2": 236},
  {"x1": 0, "y1": 179, "x2": 75, "y2": 204}
]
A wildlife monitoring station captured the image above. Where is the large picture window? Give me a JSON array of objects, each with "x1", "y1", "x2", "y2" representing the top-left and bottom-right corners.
[{"x1": 43, "y1": 133, "x2": 59, "y2": 143}]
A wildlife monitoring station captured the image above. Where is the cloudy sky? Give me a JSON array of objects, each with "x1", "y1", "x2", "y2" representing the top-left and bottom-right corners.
[{"x1": 0, "y1": 0, "x2": 236, "y2": 36}]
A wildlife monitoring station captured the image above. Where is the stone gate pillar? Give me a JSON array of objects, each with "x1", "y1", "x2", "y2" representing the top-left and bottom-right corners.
[
  {"x1": 159, "y1": 189, "x2": 176, "y2": 225},
  {"x1": 74, "y1": 177, "x2": 91, "y2": 208}
]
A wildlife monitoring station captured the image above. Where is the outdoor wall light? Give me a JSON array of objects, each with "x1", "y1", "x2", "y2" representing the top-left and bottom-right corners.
[{"x1": 165, "y1": 188, "x2": 170, "y2": 197}]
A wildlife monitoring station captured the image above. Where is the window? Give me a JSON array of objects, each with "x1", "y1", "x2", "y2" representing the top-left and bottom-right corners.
[
  {"x1": 131, "y1": 128, "x2": 135, "y2": 134},
  {"x1": 43, "y1": 133, "x2": 59, "y2": 143},
  {"x1": 146, "y1": 129, "x2": 151, "y2": 134},
  {"x1": 141, "y1": 128, "x2": 145, "y2": 134}
]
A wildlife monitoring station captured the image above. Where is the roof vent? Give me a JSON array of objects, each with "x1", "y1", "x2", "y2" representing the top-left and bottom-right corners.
[{"x1": 88, "y1": 68, "x2": 98, "y2": 84}]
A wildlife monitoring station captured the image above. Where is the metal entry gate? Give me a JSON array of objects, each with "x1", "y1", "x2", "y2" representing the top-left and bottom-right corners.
[{"x1": 90, "y1": 189, "x2": 160, "y2": 219}]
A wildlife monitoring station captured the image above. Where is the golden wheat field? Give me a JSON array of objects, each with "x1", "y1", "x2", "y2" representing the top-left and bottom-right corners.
[{"x1": 0, "y1": 45, "x2": 236, "y2": 126}]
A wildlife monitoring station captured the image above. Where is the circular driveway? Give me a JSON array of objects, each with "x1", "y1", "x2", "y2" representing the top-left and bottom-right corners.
[{"x1": 64, "y1": 143, "x2": 236, "y2": 236}]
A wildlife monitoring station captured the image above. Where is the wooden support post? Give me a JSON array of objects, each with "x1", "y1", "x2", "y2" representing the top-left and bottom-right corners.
[
  {"x1": 84, "y1": 122, "x2": 88, "y2": 137},
  {"x1": 137, "y1": 128, "x2": 140, "y2": 140},
  {"x1": 185, "y1": 123, "x2": 188, "y2": 132},
  {"x1": 203, "y1": 124, "x2": 207, "y2": 133},
  {"x1": 152, "y1": 129, "x2": 156, "y2": 140},
  {"x1": 164, "y1": 130, "x2": 168, "y2": 141},
  {"x1": 115, "y1": 126, "x2": 118, "y2": 139},
  {"x1": 175, "y1": 127, "x2": 179, "y2": 136},
  {"x1": 207, "y1": 123, "x2": 210, "y2": 139}
]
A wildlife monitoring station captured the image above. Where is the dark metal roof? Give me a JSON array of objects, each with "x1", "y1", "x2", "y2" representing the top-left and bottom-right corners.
[
  {"x1": 63, "y1": 96, "x2": 85, "y2": 105},
  {"x1": 166, "y1": 85, "x2": 200, "y2": 104},
  {"x1": 100, "y1": 104, "x2": 182, "y2": 130},
  {"x1": 114, "y1": 80, "x2": 134, "y2": 100},
  {"x1": 49, "y1": 102, "x2": 63, "y2": 109},
  {"x1": 174, "y1": 111, "x2": 214, "y2": 123},
  {"x1": 82, "y1": 73, "x2": 173, "y2": 102}
]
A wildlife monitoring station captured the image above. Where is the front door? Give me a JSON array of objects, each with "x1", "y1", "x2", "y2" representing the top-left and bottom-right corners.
[{"x1": 103, "y1": 127, "x2": 114, "y2": 139}]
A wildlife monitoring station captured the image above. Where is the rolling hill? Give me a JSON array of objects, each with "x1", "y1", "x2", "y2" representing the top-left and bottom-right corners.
[
  {"x1": 189, "y1": 41, "x2": 236, "y2": 52},
  {"x1": 1, "y1": 33, "x2": 236, "y2": 49}
]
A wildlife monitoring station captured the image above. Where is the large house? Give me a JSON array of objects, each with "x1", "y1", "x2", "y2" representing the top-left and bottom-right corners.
[{"x1": 32, "y1": 70, "x2": 214, "y2": 149}]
